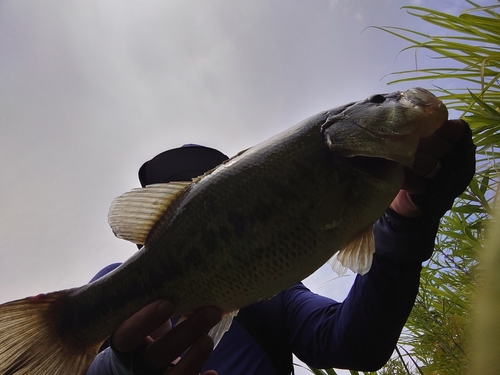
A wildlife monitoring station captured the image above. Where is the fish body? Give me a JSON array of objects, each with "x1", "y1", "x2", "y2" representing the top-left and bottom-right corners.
[{"x1": 0, "y1": 87, "x2": 447, "y2": 374}]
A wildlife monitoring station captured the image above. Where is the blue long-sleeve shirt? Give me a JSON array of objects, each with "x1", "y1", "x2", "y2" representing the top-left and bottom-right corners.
[{"x1": 87, "y1": 208, "x2": 439, "y2": 375}]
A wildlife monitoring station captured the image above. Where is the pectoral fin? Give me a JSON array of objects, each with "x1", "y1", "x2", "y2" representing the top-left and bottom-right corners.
[
  {"x1": 108, "y1": 182, "x2": 191, "y2": 244},
  {"x1": 208, "y1": 310, "x2": 239, "y2": 348},
  {"x1": 328, "y1": 225, "x2": 375, "y2": 276}
]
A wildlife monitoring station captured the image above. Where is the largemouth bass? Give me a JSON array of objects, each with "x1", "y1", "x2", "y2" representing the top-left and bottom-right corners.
[{"x1": 0, "y1": 87, "x2": 447, "y2": 374}]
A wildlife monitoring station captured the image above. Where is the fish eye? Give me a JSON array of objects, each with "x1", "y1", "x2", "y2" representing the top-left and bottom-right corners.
[{"x1": 367, "y1": 94, "x2": 386, "y2": 104}]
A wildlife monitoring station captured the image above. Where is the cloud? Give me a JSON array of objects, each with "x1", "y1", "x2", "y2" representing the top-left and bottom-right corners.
[
  {"x1": 1, "y1": 4, "x2": 449, "y2": 374},
  {"x1": 0, "y1": 0, "x2": 429, "y2": 305},
  {"x1": 354, "y1": 13, "x2": 365, "y2": 21}
]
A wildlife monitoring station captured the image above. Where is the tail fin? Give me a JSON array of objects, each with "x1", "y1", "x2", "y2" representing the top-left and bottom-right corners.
[{"x1": 0, "y1": 291, "x2": 101, "y2": 375}]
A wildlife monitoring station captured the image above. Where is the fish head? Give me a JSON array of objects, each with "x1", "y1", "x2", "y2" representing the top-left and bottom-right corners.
[{"x1": 322, "y1": 87, "x2": 448, "y2": 168}]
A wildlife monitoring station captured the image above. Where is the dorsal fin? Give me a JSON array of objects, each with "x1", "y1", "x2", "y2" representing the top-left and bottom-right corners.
[
  {"x1": 328, "y1": 225, "x2": 375, "y2": 276},
  {"x1": 108, "y1": 182, "x2": 191, "y2": 244},
  {"x1": 189, "y1": 149, "x2": 249, "y2": 184}
]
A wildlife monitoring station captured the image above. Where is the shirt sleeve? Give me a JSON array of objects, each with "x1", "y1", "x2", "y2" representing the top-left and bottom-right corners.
[
  {"x1": 285, "y1": 209, "x2": 439, "y2": 371},
  {"x1": 86, "y1": 347, "x2": 133, "y2": 375}
]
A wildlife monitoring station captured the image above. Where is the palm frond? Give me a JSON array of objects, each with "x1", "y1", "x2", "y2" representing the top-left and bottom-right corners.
[{"x1": 311, "y1": 2, "x2": 500, "y2": 374}]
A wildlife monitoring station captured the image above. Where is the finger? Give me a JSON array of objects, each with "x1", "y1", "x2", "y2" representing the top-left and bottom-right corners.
[
  {"x1": 142, "y1": 306, "x2": 222, "y2": 369},
  {"x1": 389, "y1": 190, "x2": 422, "y2": 218},
  {"x1": 416, "y1": 119, "x2": 466, "y2": 159},
  {"x1": 112, "y1": 300, "x2": 174, "y2": 353},
  {"x1": 435, "y1": 119, "x2": 467, "y2": 143},
  {"x1": 417, "y1": 134, "x2": 451, "y2": 159},
  {"x1": 166, "y1": 335, "x2": 216, "y2": 375},
  {"x1": 409, "y1": 151, "x2": 441, "y2": 179},
  {"x1": 401, "y1": 169, "x2": 426, "y2": 195}
]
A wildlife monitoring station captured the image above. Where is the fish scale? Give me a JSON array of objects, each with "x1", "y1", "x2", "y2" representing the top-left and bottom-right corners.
[
  {"x1": 0, "y1": 87, "x2": 448, "y2": 374},
  {"x1": 128, "y1": 119, "x2": 393, "y2": 314}
]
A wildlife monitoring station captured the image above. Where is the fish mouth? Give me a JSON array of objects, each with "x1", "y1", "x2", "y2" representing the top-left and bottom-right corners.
[
  {"x1": 323, "y1": 87, "x2": 448, "y2": 169},
  {"x1": 401, "y1": 87, "x2": 443, "y2": 109},
  {"x1": 398, "y1": 87, "x2": 448, "y2": 136}
]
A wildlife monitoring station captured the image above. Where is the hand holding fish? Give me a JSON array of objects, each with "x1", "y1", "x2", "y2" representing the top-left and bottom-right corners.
[
  {"x1": 0, "y1": 88, "x2": 475, "y2": 375},
  {"x1": 109, "y1": 301, "x2": 222, "y2": 375},
  {"x1": 389, "y1": 119, "x2": 475, "y2": 218}
]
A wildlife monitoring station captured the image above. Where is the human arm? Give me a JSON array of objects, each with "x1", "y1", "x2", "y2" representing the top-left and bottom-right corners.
[
  {"x1": 285, "y1": 216, "x2": 429, "y2": 370},
  {"x1": 286, "y1": 119, "x2": 476, "y2": 370}
]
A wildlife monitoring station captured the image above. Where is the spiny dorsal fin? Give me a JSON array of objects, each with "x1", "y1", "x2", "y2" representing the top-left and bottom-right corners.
[
  {"x1": 190, "y1": 150, "x2": 249, "y2": 184},
  {"x1": 328, "y1": 225, "x2": 375, "y2": 276},
  {"x1": 108, "y1": 182, "x2": 191, "y2": 244}
]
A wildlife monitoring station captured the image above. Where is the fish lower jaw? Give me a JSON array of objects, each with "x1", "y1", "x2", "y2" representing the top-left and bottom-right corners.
[
  {"x1": 400, "y1": 88, "x2": 448, "y2": 137},
  {"x1": 413, "y1": 101, "x2": 447, "y2": 116},
  {"x1": 401, "y1": 87, "x2": 442, "y2": 109}
]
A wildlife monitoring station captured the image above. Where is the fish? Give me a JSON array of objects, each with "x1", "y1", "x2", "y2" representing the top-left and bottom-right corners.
[{"x1": 0, "y1": 87, "x2": 447, "y2": 374}]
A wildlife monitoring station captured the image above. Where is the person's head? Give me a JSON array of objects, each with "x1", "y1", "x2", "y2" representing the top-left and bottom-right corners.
[{"x1": 138, "y1": 144, "x2": 229, "y2": 186}]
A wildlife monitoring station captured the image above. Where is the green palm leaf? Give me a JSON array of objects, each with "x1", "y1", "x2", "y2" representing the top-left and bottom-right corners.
[{"x1": 310, "y1": 2, "x2": 500, "y2": 374}]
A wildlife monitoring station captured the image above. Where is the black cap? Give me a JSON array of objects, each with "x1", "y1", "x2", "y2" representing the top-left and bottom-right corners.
[{"x1": 138, "y1": 144, "x2": 229, "y2": 187}]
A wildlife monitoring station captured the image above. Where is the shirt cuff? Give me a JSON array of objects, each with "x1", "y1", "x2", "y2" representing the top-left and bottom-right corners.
[{"x1": 373, "y1": 208, "x2": 440, "y2": 264}]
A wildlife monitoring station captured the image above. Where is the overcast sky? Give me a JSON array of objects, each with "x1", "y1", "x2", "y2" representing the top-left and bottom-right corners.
[{"x1": 0, "y1": 0, "x2": 472, "y2": 372}]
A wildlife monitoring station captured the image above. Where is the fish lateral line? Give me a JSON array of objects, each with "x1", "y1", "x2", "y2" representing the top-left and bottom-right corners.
[{"x1": 0, "y1": 87, "x2": 448, "y2": 374}]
